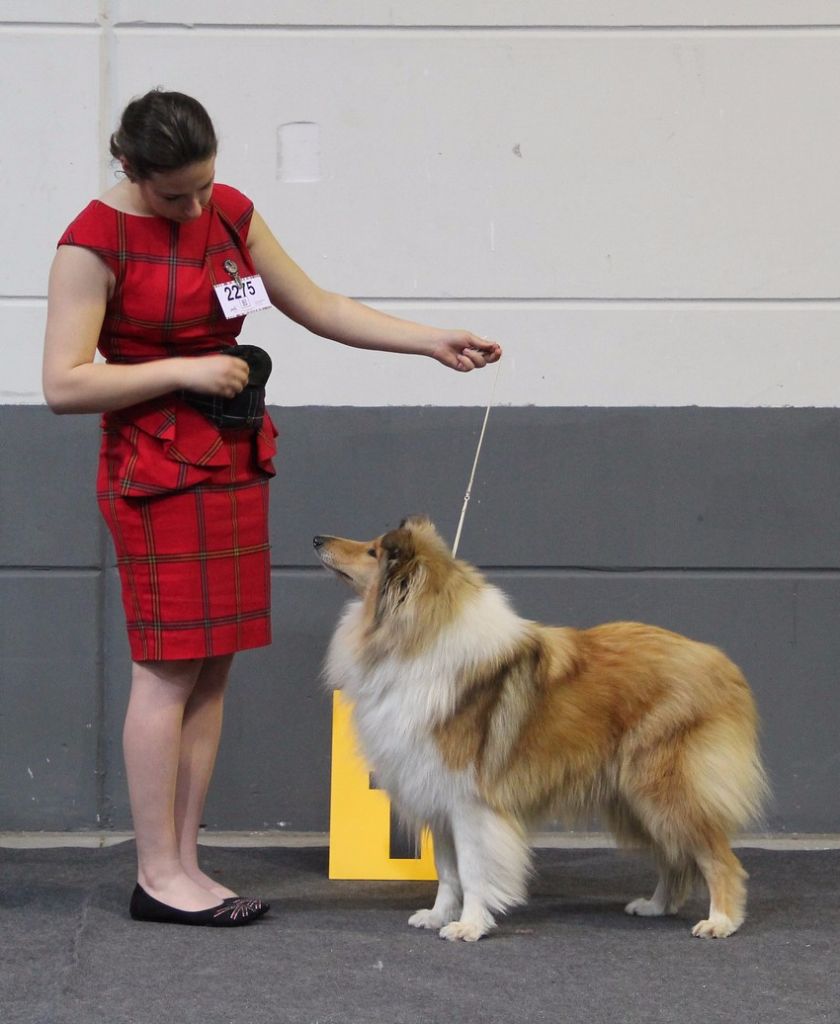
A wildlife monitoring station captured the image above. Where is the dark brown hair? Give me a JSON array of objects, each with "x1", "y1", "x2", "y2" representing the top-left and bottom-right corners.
[{"x1": 109, "y1": 89, "x2": 217, "y2": 180}]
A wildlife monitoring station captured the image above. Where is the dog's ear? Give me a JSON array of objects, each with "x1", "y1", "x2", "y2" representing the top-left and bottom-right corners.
[
  {"x1": 373, "y1": 528, "x2": 417, "y2": 627},
  {"x1": 381, "y1": 527, "x2": 416, "y2": 572},
  {"x1": 399, "y1": 514, "x2": 433, "y2": 531}
]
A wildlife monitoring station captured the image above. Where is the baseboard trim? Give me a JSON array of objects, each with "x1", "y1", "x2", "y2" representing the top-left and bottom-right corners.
[{"x1": 2, "y1": 830, "x2": 840, "y2": 851}]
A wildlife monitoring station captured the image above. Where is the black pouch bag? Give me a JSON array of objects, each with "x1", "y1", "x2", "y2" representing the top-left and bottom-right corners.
[{"x1": 180, "y1": 345, "x2": 272, "y2": 430}]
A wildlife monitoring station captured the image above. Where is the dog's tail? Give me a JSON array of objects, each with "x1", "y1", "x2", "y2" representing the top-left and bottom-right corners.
[{"x1": 683, "y1": 713, "x2": 771, "y2": 837}]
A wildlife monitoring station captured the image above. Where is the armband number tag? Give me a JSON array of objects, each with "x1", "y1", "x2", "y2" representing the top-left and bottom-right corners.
[{"x1": 213, "y1": 275, "x2": 272, "y2": 319}]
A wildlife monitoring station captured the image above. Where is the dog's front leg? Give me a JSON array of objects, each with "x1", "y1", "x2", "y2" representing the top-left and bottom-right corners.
[
  {"x1": 438, "y1": 803, "x2": 529, "y2": 943},
  {"x1": 408, "y1": 823, "x2": 462, "y2": 930}
]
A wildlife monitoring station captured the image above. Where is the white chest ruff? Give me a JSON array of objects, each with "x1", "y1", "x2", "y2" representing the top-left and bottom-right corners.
[
  {"x1": 351, "y1": 668, "x2": 474, "y2": 823},
  {"x1": 325, "y1": 589, "x2": 528, "y2": 824},
  {"x1": 327, "y1": 625, "x2": 475, "y2": 821}
]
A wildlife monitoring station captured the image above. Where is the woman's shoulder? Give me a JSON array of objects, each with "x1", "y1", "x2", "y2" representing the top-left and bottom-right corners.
[
  {"x1": 58, "y1": 200, "x2": 117, "y2": 247},
  {"x1": 211, "y1": 183, "x2": 254, "y2": 228}
]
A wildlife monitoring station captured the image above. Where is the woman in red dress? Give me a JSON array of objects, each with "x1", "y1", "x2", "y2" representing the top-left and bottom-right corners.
[{"x1": 42, "y1": 90, "x2": 500, "y2": 926}]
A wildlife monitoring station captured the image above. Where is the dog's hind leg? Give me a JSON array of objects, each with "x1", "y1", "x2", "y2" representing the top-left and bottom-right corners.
[
  {"x1": 691, "y1": 830, "x2": 748, "y2": 939},
  {"x1": 438, "y1": 803, "x2": 530, "y2": 942},
  {"x1": 625, "y1": 856, "x2": 699, "y2": 918},
  {"x1": 408, "y1": 823, "x2": 462, "y2": 930}
]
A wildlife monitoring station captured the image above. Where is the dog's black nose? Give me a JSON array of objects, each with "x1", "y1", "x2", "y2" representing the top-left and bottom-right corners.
[{"x1": 313, "y1": 536, "x2": 325, "y2": 549}]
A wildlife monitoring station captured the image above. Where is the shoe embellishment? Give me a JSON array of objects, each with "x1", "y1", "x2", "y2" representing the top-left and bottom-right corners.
[{"x1": 215, "y1": 897, "x2": 268, "y2": 921}]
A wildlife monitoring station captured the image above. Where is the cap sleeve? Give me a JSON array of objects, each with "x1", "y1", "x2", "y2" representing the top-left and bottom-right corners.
[
  {"x1": 210, "y1": 183, "x2": 254, "y2": 241},
  {"x1": 57, "y1": 201, "x2": 121, "y2": 277}
]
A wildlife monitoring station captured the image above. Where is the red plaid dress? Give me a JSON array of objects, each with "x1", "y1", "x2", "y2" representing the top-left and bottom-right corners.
[{"x1": 59, "y1": 184, "x2": 277, "y2": 661}]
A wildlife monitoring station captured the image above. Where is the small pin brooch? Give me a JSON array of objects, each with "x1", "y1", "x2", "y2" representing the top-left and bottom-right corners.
[{"x1": 223, "y1": 259, "x2": 243, "y2": 287}]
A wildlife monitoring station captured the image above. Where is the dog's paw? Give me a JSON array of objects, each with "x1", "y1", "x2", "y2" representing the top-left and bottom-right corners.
[
  {"x1": 438, "y1": 920, "x2": 487, "y2": 943},
  {"x1": 409, "y1": 908, "x2": 452, "y2": 930},
  {"x1": 691, "y1": 914, "x2": 738, "y2": 939},
  {"x1": 625, "y1": 896, "x2": 670, "y2": 918}
]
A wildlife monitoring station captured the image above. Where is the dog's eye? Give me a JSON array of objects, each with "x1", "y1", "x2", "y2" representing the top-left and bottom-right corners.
[{"x1": 367, "y1": 548, "x2": 377, "y2": 558}]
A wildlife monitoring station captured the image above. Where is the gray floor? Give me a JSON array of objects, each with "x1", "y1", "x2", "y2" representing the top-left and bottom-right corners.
[{"x1": 1, "y1": 842, "x2": 837, "y2": 1024}]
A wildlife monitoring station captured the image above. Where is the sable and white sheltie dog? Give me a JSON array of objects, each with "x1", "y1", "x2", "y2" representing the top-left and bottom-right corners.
[{"x1": 314, "y1": 516, "x2": 768, "y2": 942}]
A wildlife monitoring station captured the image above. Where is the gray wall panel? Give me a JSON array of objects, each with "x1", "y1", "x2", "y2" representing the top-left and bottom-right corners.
[
  {"x1": 3, "y1": 406, "x2": 840, "y2": 832},
  {"x1": 270, "y1": 406, "x2": 472, "y2": 564},
  {"x1": 0, "y1": 572, "x2": 100, "y2": 828},
  {"x1": 270, "y1": 407, "x2": 840, "y2": 570},
  {"x1": 99, "y1": 568, "x2": 132, "y2": 829},
  {"x1": 0, "y1": 407, "x2": 101, "y2": 567}
]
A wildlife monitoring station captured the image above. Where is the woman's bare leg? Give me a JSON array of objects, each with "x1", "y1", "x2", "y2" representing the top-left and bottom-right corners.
[
  {"x1": 123, "y1": 658, "x2": 222, "y2": 911},
  {"x1": 174, "y1": 653, "x2": 237, "y2": 899}
]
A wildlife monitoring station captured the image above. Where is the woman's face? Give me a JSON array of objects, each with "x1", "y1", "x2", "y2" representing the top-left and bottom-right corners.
[{"x1": 133, "y1": 156, "x2": 216, "y2": 222}]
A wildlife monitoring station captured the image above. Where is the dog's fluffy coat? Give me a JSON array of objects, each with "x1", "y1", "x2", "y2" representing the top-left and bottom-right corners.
[{"x1": 315, "y1": 517, "x2": 768, "y2": 941}]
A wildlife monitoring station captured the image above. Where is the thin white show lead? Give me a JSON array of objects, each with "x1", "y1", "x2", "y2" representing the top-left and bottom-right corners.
[{"x1": 452, "y1": 357, "x2": 503, "y2": 558}]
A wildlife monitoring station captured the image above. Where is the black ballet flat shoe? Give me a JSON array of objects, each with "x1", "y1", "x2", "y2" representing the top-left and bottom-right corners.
[{"x1": 129, "y1": 885, "x2": 269, "y2": 927}]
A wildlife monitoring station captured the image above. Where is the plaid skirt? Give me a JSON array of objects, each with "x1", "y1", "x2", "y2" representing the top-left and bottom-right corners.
[{"x1": 98, "y1": 427, "x2": 272, "y2": 662}]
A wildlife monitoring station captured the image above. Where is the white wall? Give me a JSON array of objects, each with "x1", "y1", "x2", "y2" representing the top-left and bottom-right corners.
[{"x1": 4, "y1": 1, "x2": 840, "y2": 406}]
